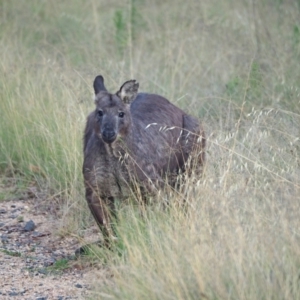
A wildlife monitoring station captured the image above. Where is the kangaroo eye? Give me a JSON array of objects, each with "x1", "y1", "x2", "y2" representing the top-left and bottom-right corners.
[
  {"x1": 118, "y1": 112, "x2": 125, "y2": 118},
  {"x1": 97, "y1": 110, "x2": 103, "y2": 118}
]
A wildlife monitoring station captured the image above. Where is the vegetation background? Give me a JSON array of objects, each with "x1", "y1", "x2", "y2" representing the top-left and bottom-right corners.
[{"x1": 1, "y1": 0, "x2": 300, "y2": 299}]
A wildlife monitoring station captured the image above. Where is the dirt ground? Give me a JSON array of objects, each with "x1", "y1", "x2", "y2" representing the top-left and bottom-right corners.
[{"x1": 0, "y1": 178, "x2": 105, "y2": 300}]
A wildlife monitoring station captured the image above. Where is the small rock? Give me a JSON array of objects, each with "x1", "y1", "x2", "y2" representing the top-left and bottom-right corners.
[
  {"x1": 75, "y1": 283, "x2": 83, "y2": 288},
  {"x1": 8, "y1": 291, "x2": 19, "y2": 296},
  {"x1": 36, "y1": 297, "x2": 47, "y2": 300},
  {"x1": 17, "y1": 218, "x2": 24, "y2": 223},
  {"x1": 43, "y1": 258, "x2": 56, "y2": 267},
  {"x1": 24, "y1": 220, "x2": 36, "y2": 231},
  {"x1": 53, "y1": 250, "x2": 63, "y2": 256},
  {"x1": 1, "y1": 235, "x2": 9, "y2": 243},
  {"x1": 11, "y1": 204, "x2": 16, "y2": 208},
  {"x1": 32, "y1": 231, "x2": 46, "y2": 238},
  {"x1": 0, "y1": 223, "x2": 5, "y2": 227},
  {"x1": 38, "y1": 268, "x2": 48, "y2": 275},
  {"x1": 0, "y1": 209, "x2": 7, "y2": 214}
]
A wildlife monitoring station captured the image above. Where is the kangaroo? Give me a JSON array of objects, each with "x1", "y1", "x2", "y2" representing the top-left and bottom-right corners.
[{"x1": 82, "y1": 75, "x2": 205, "y2": 246}]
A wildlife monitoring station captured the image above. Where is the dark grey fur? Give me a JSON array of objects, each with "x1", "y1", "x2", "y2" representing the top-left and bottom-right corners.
[{"x1": 83, "y1": 75, "x2": 205, "y2": 242}]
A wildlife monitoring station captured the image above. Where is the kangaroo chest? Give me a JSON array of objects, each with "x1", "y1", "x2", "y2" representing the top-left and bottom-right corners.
[{"x1": 102, "y1": 143, "x2": 131, "y2": 198}]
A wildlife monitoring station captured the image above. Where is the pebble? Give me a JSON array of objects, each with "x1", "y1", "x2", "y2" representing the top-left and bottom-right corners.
[
  {"x1": 24, "y1": 220, "x2": 36, "y2": 231},
  {"x1": 43, "y1": 258, "x2": 56, "y2": 267},
  {"x1": 38, "y1": 268, "x2": 48, "y2": 275},
  {"x1": 75, "y1": 284, "x2": 83, "y2": 288},
  {"x1": 1, "y1": 234, "x2": 9, "y2": 242}
]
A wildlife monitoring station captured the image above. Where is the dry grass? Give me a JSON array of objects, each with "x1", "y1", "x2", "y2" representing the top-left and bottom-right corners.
[{"x1": 1, "y1": 0, "x2": 300, "y2": 299}]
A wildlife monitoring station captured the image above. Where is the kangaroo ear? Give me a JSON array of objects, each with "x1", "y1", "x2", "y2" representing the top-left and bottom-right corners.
[
  {"x1": 117, "y1": 80, "x2": 139, "y2": 104},
  {"x1": 93, "y1": 75, "x2": 107, "y2": 94}
]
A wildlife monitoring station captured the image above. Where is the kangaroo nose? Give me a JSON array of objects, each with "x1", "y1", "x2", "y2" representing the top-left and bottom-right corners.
[
  {"x1": 102, "y1": 130, "x2": 116, "y2": 143},
  {"x1": 103, "y1": 130, "x2": 115, "y2": 139}
]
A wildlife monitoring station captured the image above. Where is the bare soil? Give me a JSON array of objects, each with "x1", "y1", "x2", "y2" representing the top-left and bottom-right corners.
[{"x1": 0, "y1": 178, "x2": 103, "y2": 300}]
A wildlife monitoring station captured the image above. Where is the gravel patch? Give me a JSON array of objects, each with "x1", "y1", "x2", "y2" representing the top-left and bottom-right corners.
[{"x1": 0, "y1": 180, "x2": 102, "y2": 300}]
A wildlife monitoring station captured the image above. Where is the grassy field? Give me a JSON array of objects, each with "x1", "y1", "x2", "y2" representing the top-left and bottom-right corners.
[{"x1": 1, "y1": 0, "x2": 300, "y2": 299}]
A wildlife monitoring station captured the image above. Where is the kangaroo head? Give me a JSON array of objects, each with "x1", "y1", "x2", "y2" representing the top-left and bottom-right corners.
[{"x1": 93, "y1": 75, "x2": 139, "y2": 144}]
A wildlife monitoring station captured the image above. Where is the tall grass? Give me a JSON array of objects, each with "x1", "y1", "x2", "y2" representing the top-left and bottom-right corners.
[
  {"x1": 1, "y1": 0, "x2": 300, "y2": 298},
  {"x1": 95, "y1": 104, "x2": 300, "y2": 299}
]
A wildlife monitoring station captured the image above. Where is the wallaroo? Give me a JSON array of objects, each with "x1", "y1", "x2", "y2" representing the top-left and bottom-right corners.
[{"x1": 82, "y1": 75, "x2": 205, "y2": 247}]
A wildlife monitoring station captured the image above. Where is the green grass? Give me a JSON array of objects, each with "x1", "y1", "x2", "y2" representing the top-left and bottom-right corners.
[
  {"x1": 0, "y1": 177, "x2": 29, "y2": 201},
  {"x1": 0, "y1": 249, "x2": 22, "y2": 257},
  {"x1": 48, "y1": 258, "x2": 70, "y2": 273},
  {"x1": 1, "y1": 0, "x2": 300, "y2": 299}
]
